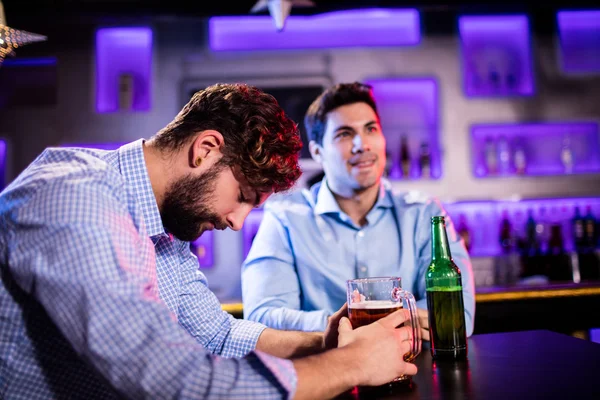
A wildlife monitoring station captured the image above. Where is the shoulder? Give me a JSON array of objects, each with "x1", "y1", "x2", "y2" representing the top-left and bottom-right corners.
[
  {"x1": 263, "y1": 188, "x2": 314, "y2": 218},
  {"x1": 2, "y1": 147, "x2": 126, "y2": 222},
  {"x1": 390, "y1": 188, "x2": 445, "y2": 213}
]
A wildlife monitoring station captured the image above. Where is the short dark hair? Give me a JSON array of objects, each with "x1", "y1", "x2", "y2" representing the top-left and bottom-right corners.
[
  {"x1": 304, "y1": 82, "x2": 379, "y2": 146},
  {"x1": 153, "y1": 83, "x2": 302, "y2": 193}
]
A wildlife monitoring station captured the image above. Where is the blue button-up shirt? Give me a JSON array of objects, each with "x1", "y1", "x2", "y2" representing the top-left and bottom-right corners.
[
  {"x1": 242, "y1": 178, "x2": 475, "y2": 335},
  {"x1": 0, "y1": 139, "x2": 296, "y2": 399}
]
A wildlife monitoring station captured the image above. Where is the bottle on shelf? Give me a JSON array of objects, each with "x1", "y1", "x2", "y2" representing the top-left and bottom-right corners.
[
  {"x1": 456, "y1": 214, "x2": 472, "y2": 254},
  {"x1": 497, "y1": 135, "x2": 511, "y2": 175},
  {"x1": 118, "y1": 73, "x2": 134, "y2": 111},
  {"x1": 496, "y1": 210, "x2": 516, "y2": 285},
  {"x1": 572, "y1": 206, "x2": 585, "y2": 252},
  {"x1": 399, "y1": 134, "x2": 411, "y2": 179},
  {"x1": 384, "y1": 151, "x2": 393, "y2": 178},
  {"x1": 418, "y1": 141, "x2": 431, "y2": 179},
  {"x1": 484, "y1": 136, "x2": 498, "y2": 176},
  {"x1": 524, "y1": 209, "x2": 538, "y2": 256},
  {"x1": 513, "y1": 138, "x2": 527, "y2": 175},
  {"x1": 547, "y1": 224, "x2": 572, "y2": 282},
  {"x1": 426, "y1": 216, "x2": 468, "y2": 360},
  {"x1": 499, "y1": 210, "x2": 514, "y2": 253},
  {"x1": 488, "y1": 62, "x2": 501, "y2": 92},
  {"x1": 505, "y1": 51, "x2": 519, "y2": 91},
  {"x1": 583, "y1": 206, "x2": 597, "y2": 250},
  {"x1": 578, "y1": 206, "x2": 600, "y2": 281},
  {"x1": 560, "y1": 135, "x2": 574, "y2": 174}
]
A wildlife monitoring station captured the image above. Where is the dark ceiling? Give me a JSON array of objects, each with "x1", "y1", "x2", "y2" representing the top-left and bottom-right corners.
[
  {"x1": 3, "y1": 1, "x2": 595, "y2": 18},
  {"x1": 2, "y1": 1, "x2": 596, "y2": 35}
]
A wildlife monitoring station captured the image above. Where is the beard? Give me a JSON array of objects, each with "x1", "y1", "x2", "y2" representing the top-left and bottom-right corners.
[{"x1": 160, "y1": 163, "x2": 225, "y2": 242}]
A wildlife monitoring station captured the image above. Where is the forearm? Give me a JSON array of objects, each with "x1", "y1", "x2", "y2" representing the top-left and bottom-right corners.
[
  {"x1": 249, "y1": 305, "x2": 330, "y2": 332},
  {"x1": 291, "y1": 347, "x2": 360, "y2": 400},
  {"x1": 256, "y1": 327, "x2": 325, "y2": 359}
]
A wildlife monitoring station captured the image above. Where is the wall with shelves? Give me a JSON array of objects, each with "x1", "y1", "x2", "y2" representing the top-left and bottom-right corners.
[{"x1": 2, "y1": 12, "x2": 599, "y2": 301}]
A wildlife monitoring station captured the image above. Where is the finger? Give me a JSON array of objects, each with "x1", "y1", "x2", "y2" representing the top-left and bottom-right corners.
[
  {"x1": 395, "y1": 325, "x2": 412, "y2": 342},
  {"x1": 417, "y1": 308, "x2": 429, "y2": 329},
  {"x1": 377, "y1": 308, "x2": 411, "y2": 329},
  {"x1": 402, "y1": 362, "x2": 418, "y2": 376},
  {"x1": 338, "y1": 316, "x2": 353, "y2": 333},
  {"x1": 421, "y1": 327, "x2": 430, "y2": 342},
  {"x1": 332, "y1": 303, "x2": 348, "y2": 322}
]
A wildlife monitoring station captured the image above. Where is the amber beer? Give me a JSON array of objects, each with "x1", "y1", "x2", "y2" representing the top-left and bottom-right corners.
[
  {"x1": 348, "y1": 300, "x2": 416, "y2": 363},
  {"x1": 346, "y1": 277, "x2": 422, "y2": 372},
  {"x1": 348, "y1": 300, "x2": 403, "y2": 328}
]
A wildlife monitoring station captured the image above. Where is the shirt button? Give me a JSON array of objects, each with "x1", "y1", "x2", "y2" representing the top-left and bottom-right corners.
[
  {"x1": 360, "y1": 266, "x2": 367, "y2": 273},
  {"x1": 357, "y1": 231, "x2": 365, "y2": 238}
]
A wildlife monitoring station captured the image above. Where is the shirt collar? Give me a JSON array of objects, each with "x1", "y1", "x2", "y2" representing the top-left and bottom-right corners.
[
  {"x1": 118, "y1": 139, "x2": 167, "y2": 238},
  {"x1": 313, "y1": 177, "x2": 393, "y2": 216}
]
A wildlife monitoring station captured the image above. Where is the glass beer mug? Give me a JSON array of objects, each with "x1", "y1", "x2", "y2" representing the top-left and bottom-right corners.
[{"x1": 346, "y1": 276, "x2": 422, "y2": 383}]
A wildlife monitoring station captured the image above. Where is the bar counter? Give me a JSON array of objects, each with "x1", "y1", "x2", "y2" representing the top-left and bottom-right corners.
[
  {"x1": 221, "y1": 281, "x2": 600, "y2": 334},
  {"x1": 335, "y1": 330, "x2": 600, "y2": 399}
]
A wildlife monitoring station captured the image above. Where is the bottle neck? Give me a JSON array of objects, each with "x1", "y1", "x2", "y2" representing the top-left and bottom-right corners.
[{"x1": 431, "y1": 220, "x2": 453, "y2": 262}]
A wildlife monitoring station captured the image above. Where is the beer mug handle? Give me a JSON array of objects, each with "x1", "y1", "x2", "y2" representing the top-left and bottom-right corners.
[{"x1": 393, "y1": 288, "x2": 422, "y2": 359}]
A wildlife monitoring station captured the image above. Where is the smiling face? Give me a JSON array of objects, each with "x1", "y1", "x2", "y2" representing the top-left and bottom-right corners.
[{"x1": 310, "y1": 102, "x2": 387, "y2": 195}]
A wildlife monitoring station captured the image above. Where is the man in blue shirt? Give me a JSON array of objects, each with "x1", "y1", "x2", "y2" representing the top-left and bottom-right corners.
[
  {"x1": 0, "y1": 83, "x2": 418, "y2": 399},
  {"x1": 242, "y1": 82, "x2": 475, "y2": 337}
]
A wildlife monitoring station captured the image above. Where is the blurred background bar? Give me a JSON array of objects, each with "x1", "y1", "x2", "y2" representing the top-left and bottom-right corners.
[{"x1": 0, "y1": 1, "x2": 598, "y2": 341}]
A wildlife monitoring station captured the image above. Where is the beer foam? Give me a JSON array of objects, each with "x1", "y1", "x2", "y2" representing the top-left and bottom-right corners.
[{"x1": 349, "y1": 300, "x2": 402, "y2": 309}]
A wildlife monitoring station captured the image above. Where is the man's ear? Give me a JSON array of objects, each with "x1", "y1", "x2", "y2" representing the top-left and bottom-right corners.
[
  {"x1": 190, "y1": 130, "x2": 224, "y2": 168},
  {"x1": 309, "y1": 140, "x2": 323, "y2": 164}
]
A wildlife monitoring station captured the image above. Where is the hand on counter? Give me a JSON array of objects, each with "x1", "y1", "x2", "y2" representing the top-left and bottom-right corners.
[
  {"x1": 335, "y1": 308, "x2": 418, "y2": 386},
  {"x1": 323, "y1": 303, "x2": 348, "y2": 350}
]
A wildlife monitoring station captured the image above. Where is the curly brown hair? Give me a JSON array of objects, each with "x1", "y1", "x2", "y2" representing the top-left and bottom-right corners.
[{"x1": 153, "y1": 83, "x2": 302, "y2": 193}]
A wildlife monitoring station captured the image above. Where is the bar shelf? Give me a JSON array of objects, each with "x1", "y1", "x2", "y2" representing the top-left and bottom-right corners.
[
  {"x1": 365, "y1": 77, "x2": 441, "y2": 180},
  {"x1": 471, "y1": 122, "x2": 600, "y2": 178},
  {"x1": 459, "y1": 15, "x2": 534, "y2": 97}
]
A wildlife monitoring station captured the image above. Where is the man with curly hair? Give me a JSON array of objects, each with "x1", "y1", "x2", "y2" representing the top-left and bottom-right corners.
[{"x1": 0, "y1": 83, "x2": 418, "y2": 399}]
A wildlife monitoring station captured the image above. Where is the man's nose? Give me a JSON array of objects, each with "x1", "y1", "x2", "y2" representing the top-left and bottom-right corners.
[{"x1": 226, "y1": 205, "x2": 252, "y2": 231}]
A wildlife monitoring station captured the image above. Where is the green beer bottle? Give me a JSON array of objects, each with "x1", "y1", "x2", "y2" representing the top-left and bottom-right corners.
[{"x1": 426, "y1": 216, "x2": 468, "y2": 360}]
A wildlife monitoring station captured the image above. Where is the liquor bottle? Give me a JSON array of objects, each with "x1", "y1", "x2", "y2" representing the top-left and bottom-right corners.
[
  {"x1": 499, "y1": 210, "x2": 514, "y2": 253},
  {"x1": 536, "y1": 207, "x2": 550, "y2": 255},
  {"x1": 573, "y1": 206, "x2": 585, "y2": 252},
  {"x1": 524, "y1": 209, "x2": 538, "y2": 256},
  {"x1": 419, "y1": 141, "x2": 431, "y2": 179},
  {"x1": 583, "y1": 206, "x2": 597, "y2": 250},
  {"x1": 488, "y1": 62, "x2": 501, "y2": 91},
  {"x1": 118, "y1": 73, "x2": 134, "y2": 111},
  {"x1": 456, "y1": 214, "x2": 472, "y2": 253},
  {"x1": 497, "y1": 136, "x2": 511, "y2": 175},
  {"x1": 513, "y1": 139, "x2": 527, "y2": 175},
  {"x1": 426, "y1": 216, "x2": 468, "y2": 360},
  {"x1": 484, "y1": 136, "x2": 497, "y2": 175},
  {"x1": 560, "y1": 135, "x2": 574, "y2": 174},
  {"x1": 400, "y1": 134, "x2": 411, "y2": 178}
]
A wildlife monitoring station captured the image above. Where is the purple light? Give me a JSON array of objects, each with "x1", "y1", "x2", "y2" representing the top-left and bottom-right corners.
[
  {"x1": 95, "y1": 27, "x2": 152, "y2": 113},
  {"x1": 60, "y1": 142, "x2": 126, "y2": 150},
  {"x1": 365, "y1": 78, "x2": 441, "y2": 179},
  {"x1": 209, "y1": 9, "x2": 420, "y2": 51},
  {"x1": 2, "y1": 57, "x2": 56, "y2": 67},
  {"x1": 471, "y1": 122, "x2": 600, "y2": 177},
  {"x1": 191, "y1": 230, "x2": 214, "y2": 269},
  {"x1": 558, "y1": 10, "x2": 600, "y2": 73},
  {"x1": 242, "y1": 209, "x2": 264, "y2": 259},
  {"x1": 459, "y1": 15, "x2": 534, "y2": 97},
  {"x1": 444, "y1": 197, "x2": 600, "y2": 257},
  {"x1": 0, "y1": 139, "x2": 6, "y2": 190}
]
